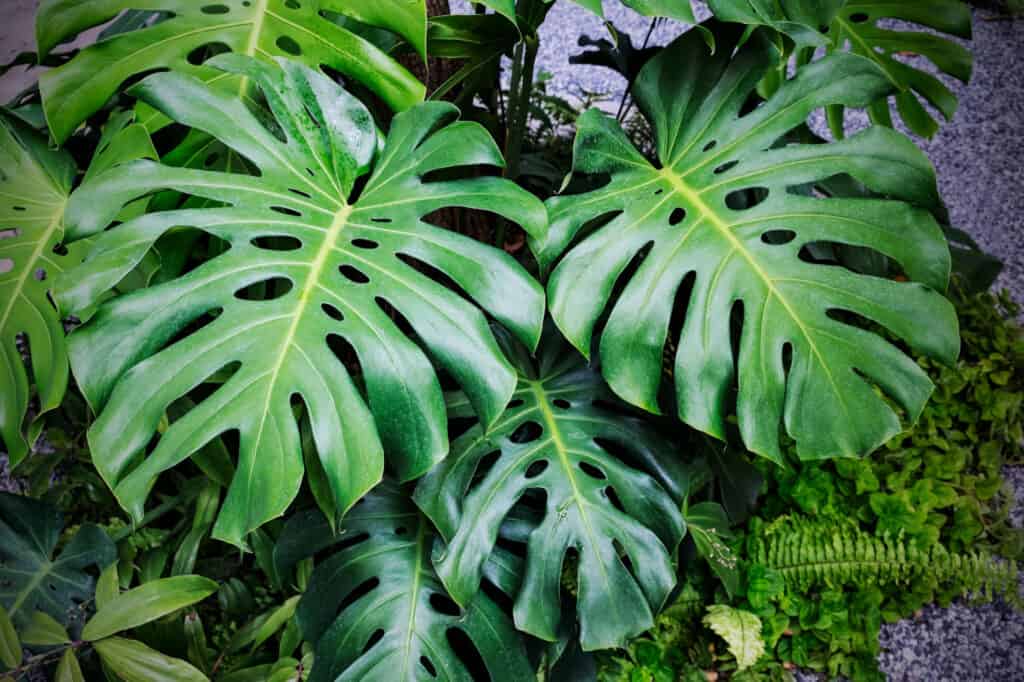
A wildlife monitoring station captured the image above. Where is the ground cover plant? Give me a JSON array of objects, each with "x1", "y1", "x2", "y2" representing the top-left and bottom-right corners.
[{"x1": 0, "y1": 0, "x2": 1019, "y2": 680}]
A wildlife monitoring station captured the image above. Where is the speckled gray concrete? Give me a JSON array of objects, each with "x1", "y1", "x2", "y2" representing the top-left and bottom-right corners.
[{"x1": 1, "y1": 2, "x2": 1022, "y2": 680}]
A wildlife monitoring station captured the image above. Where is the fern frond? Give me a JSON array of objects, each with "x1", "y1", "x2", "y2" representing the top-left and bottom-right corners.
[{"x1": 750, "y1": 517, "x2": 1020, "y2": 607}]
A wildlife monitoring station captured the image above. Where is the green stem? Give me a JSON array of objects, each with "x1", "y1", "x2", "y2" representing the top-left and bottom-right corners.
[
  {"x1": 495, "y1": 36, "x2": 539, "y2": 249},
  {"x1": 109, "y1": 486, "x2": 200, "y2": 542}
]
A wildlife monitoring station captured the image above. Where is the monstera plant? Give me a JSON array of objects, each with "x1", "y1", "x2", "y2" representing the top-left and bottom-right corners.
[{"x1": 0, "y1": 0, "x2": 980, "y2": 680}]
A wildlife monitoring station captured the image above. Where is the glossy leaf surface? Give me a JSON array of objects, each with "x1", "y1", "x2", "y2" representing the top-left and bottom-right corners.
[
  {"x1": 542, "y1": 22, "x2": 959, "y2": 463},
  {"x1": 415, "y1": 330, "x2": 686, "y2": 650},
  {"x1": 293, "y1": 481, "x2": 534, "y2": 682},
  {"x1": 55, "y1": 56, "x2": 546, "y2": 548},
  {"x1": 0, "y1": 493, "x2": 116, "y2": 628},
  {"x1": 94, "y1": 637, "x2": 208, "y2": 682},
  {"x1": 824, "y1": 0, "x2": 972, "y2": 138},
  {"x1": 82, "y1": 575, "x2": 218, "y2": 641},
  {"x1": 37, "y1": 0, "x2": 429, "y2": 142},
  {"x1": 0, "y1": 112, "x2": 75, "y2": 466}
]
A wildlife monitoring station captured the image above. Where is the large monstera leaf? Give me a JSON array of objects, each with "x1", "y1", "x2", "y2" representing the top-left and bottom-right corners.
[
  {"x1": 36, "y1": 0, "x2": 430, "y2": 143},
  {"x1": 54, "y1": 55, "x2": 547, "y2": 548},
  {"x1": 540, "y1": 22, "x2": 959, "y2": 464},
  {"x1": 823, "y1": 0, "x2": 972, "y2": 139},
  {"x1": 0, "y1": 492, "x2": 116, "y2": 629},
  {"x1": 0, "y1": 112, "x2": 76, "y2": 465},
  {"x1": 287, "y1": 481, "x2": 534, "y2": 682},
  {"x1": 414, "y1": 329, "x2": 687, "y2": 651}
]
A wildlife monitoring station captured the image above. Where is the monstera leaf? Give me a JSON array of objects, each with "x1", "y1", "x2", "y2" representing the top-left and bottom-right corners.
[
  {"x1": 54, "y1": 55, "x2": 547, "y2": 548},
  {"x1": 288, "y1": 481, "x2": 534, "y2": 682},
  {"x1": 0, "y1": 111, "x2": 76, "y2": 466},
  {"x1": 36, "y1": 0, "x2": 430, "y2": 143},
  {"x1": 823, "y1": 0, "x2": 972, "y2": 138},
  {"x1": 414, "y1": 329, "x2": 686, "y2": 651},
  {"x1": 0, "y1": 492, "x2": 116, "y2": 629},
  {"x1": 540, "y1": 22, "x2": 959, "y2": 464},
  {"x1": 476, "y1": 0, "x2": 842, "y2": 39}
]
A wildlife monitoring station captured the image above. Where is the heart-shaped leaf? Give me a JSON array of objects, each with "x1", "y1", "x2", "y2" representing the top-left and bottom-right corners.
[
  {"x1": 55, "y1": 55, "x2": 546, "y2": 549},
  {"x1": 541, "y1": 21, "x2": 958, "y2": 463}
]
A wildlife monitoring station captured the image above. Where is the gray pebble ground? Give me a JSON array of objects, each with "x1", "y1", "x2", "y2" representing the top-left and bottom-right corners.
[{"x1": 3, "y1": 1, "x2": 1023, "y2": 680}]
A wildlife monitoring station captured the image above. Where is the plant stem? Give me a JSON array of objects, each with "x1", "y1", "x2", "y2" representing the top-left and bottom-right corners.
[
  {"x1": 495, "y1": 36, "x2": 539, "y2": 249},
  {"x1": 108, "y1": 486, "x2": 200, "y2": 542}
]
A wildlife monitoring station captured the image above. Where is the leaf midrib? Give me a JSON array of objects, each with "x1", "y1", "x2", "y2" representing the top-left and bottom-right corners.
[
  {"x1": 0, "y1": 203, "x2": 66, "y2": 338},
  {"x1": 243, "y1": 203, "x2": 352, "y2": 508},
  {"x1": 659, "y1": 168, "x2": 850, "y2": 424}
]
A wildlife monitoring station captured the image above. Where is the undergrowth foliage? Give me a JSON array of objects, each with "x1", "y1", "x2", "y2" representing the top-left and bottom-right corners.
[{"x1": 0, "y1": 1, "x2": 1019, "y2": 681}]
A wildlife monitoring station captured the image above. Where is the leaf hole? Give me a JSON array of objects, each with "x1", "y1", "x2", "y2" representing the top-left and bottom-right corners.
[
  {"x1": 552, "y1": 398, "x2": 571, "y2": 409},
  {"x1": 270, "y1": 205, "x2": 303, "y2": 217},
  {"x1": 510, "y1": 420, "x2": 543, "y2": 444},
  {"x1": 0, "y1": 258, "x2": 12, "y2": 274},
  {"x1": 524, "y1": 460, "x2": 549, "y2": 479},
  {"x1": 200, "y1": 4, "x2": 230, "y2": 13},
  {"x1": 669, "y1": 207, "x2": 687, "y2": 225},
  {"x1": 849, "y1": 12, "x2": 870, "y2": 23},
  {"x1": 186, "y1": 42, "x2": 231, "y2": 66},
  {"x1": 234, "y1": 277, "x2": 293, "y2": 301},
  {"x1": 250, "y1": 235, "x2": 302, "y2": 251},
  {"x1": 508, "y1": 399, "x2": 524, "y2": 408},
  {"x1": 446, "y1": 628, "x2": 491, "y2": 681},
  {"x1": 204, "y1": 152, "x2": 220, "y2": 167},
  {"x1": 361, "y1": 628, "x2": 385, "y2": 654},
  {"x1": 761, "y1": 229, "x2": 796, "y2": 245},
  {"x1": 326, "y1": 334, "x2": 363, "y2": 385},
  {"x1": 34, "y1": 268, "x2": 46, "y2": 281},
  {"x1": 351, "y1": 238, "x2": 378, "y2": 250},
  {"x1": 321, "y1": 302, "x2": 344, "y2": 322},
  {"x1": 338, "y1": 265, "x2": 369, "y2": 284},
  {"x1": 579, "y1": 461, "x2": 607, "y2": 480},
  {"x1": 276, "y1": 36, "x2": 302, "y2": 56},
  {"x1": 370, "y1": 217, "x2": 392, "y2": 224},
  {"x1": 339, "y1": 576, "x2": 379, "y2": 613},
  {"x1": 12, "y1": 205, "x2": 25, "y2": 211},
  {"x1": 288, "y1": 188, "x2": 311, "y2": 199},
  {"x1": 420, "y1": 656, "x2": 438, "y2": 678},
  {"x1": 472, "y1": 450, "x2": 501, "y2": 484},
  {"x1": 285, "y1": 0, "x2": 301, "y2": 7},
  {"x1": 703, "y1": 140, "x2": 718, "y2": 152},
  {"x1": 606, "y1": 486, "x2": 626, "y2": 512},
  {"x1": 725, "y1": 187, "x2": 769, "y2": 211},
  {"x1": 429, "y1": 592, "x2": 461, "y2": 617},
  {"x1": 653, "y1": 188, "x2": 664, "y2": 196},
  {"x1": 714, "y1": 160, "x2": 738, "y2": 175},
  {"x1": 394, "y1": 526, "x2": 407, "y2": 535}
]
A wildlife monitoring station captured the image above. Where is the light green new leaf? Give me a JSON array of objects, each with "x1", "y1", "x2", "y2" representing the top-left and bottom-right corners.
[
  {"x1": 83, "y1": 575, "x2": 218, "y2": 641},
  {"x1": 541, "y1": 21, "x2": 959, "y2": 463},
  {"x1": 703, "y1": 605, "x2": 764, "y2": 670},
  {"x1": 415, "y1": 330, "x2": 686, "y2": 651},
  {"x1": 37, "y1": 0, "x2": 429, "y2": 143},
  {"x1": 0, "y1": 606, "x2": 19, "y2": 669},
  {"x1": 293, "y1": 481, "x2": 534, "y2": 682},
  {"x1": 94, "y1": 637, "x2": 208, "y2": 682},
  {"x1": 0, "y1": 111, "x2": 75, "y2": 466},
  {"x1": 21, "y1": 611, "x2": 71, "y2": 646},
  {"x1": 55, "y1": 649, "x2": 85, "y2": 682},
  {"x1": 95, "y1": 564, "x2": 119, "y2": 611},
  {"x1": 0, "y1": 493, "x2": 116, "y2": 629},
  {"x1": 824, "y1": 0, "x2": 973, "y2": 138},
  {"x1": 55, "y1": 55, "x2": 546, "y2": 548}
]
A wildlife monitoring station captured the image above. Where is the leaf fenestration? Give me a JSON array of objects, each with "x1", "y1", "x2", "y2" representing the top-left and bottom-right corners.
[
  {"x1": 291, "y1": 481, "x2": 534, "y2": 682},
  {"x1": 542, "y1": 21, "x2": 959, "y2": 463},
  {"x1": 55, "y1": 56, "x2": 547, "y2": 549},
  {"x1": 415, "y1": 330, "x2": 686, "y2": 651},
  {"x1": 37, "y1": 0, "x2": 430, "y2": 142}
]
